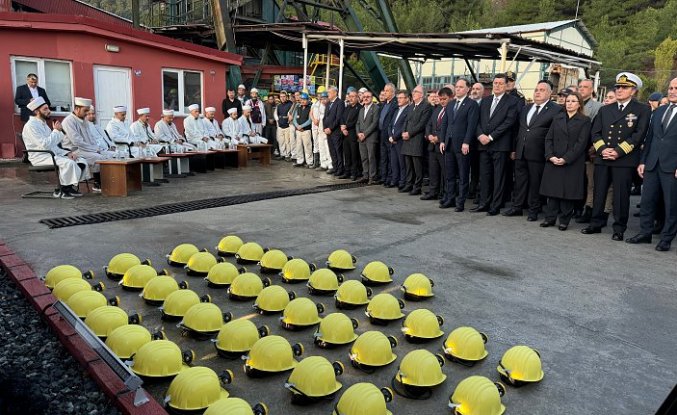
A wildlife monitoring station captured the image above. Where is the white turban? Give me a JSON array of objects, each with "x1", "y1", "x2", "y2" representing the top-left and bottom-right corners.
[
  {"x1": 27, "y1": 97, "x2": 46, "y2": 112},
  {"x1": 250, "y1": 88, "x2": 258, "y2": 94},
  {"x1": 205, "y1": 107, "x2": 216, "y2": 113},
  {"x1": 242, "y1": 105, "x2": 252, "y2": 111},
  {"x1": 162, "y1": 109, "x2": 174, "y2": 116},
  {"x1": 238, "y1": 84, "x2": 246, "y2": 90},
  {"x1": 227, "y1": 108, "x2": 238, "y2": 115},
  {"x1": 74, "y1": 97, "x2": 92, "y2": 107},
  {"x1": 136, "y1": 107, "x2": 150, "y2": 115},
  {"x1": 113, "y1": 105, "x2": 127, "y2": 113},
  {"x1": 188, "y1": 104, "x2": 200, "y2": 111}
]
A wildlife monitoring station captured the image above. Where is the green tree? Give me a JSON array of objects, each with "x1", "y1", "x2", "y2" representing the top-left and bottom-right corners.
[{"x1": 654, "y1": 37, "x2": 677, "y2": 92}]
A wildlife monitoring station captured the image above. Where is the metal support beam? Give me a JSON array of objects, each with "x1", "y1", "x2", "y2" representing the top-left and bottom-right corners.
[
  {"x1": 500, "y1": 42, "x2": 508, "y2": 72},
  {"x1": 463, "y1": 58, "x2": 479, "y2": 83},
  {"x1": 338, "y1": 38, "x2": 344, "y2": 98},
  {"x1": 375, "y1": 0, "x2": 416, "y2": 90},
  {"x1": 344, "y1": 61, "x2": 374, "y2": 93},
  {"x1": 131, "y1": 0, "x2": 140, "y2": 27},
  {"x1": 302, "y1": 33, "x2": 308, "y2": 90},
  {"x1": 341, "y1": 5, "x2": 389, "y2": 92},
  {"x1": 213, "y1": 0, "x2": 242, "y2": 88},
  {"x1": 325, "y1": 43, "x2": 331, "y2": 91}
]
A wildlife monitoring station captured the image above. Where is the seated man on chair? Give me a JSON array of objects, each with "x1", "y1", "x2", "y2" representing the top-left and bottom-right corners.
[
  {"x1": 130, "y1": 108, "x2": 165, "y2": 157},
  {"x1": 22, "y1": 97, "x2": 90, "y2": 199},
  {"x1": 154, "y1": 109, "x2": 195, "y2": 152},
  {"x1": 221, "y1": 107, "x2": 242, "y2": 147},
  {"x1": 184, "y1": 103, "x2": 215, "y2": 151},
  {"x1": 238, "y1": 105, "x2": 269, "y2": 145},
  {"x1": 86, "y1": 105, "x2": 118, "y2": 158},
  {"x1": 105, "y1": 106, "x2": 134, "y2": 157},
  {"x1": 62, "y1": 97, "x2": 108, "y2": 192},
  {"x1": 203, "y1": 107, "x2": 226, "y2": 149}
]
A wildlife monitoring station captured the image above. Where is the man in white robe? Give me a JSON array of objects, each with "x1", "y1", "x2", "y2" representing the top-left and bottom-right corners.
[
  {"x1": 238, "y1": 105, "x2": 269, "y2": 144},
  {"x1": 203, "y1": 107, "x2": 226, "y2": 149},
  {"x1": 184, "y1": 104, "x2": 214, "y2": 151},
  {"x1": 154, "y1": 109, "x2": 195, "y2": 152},
  {"x1": 130, "y1": 108, "x2": 164, "y2": 157},
  {"x1": 86, "y1": 106, "x2": 118, "y2": 159},
  {"x1": 22, "y1": 97, "x2": 89, "y2": 199},
  {"x1": 244, "y1": 88, "x2": 266, "y2": 135},
  {"x1": 105, "y1": 106, "x2": 134, "y2": 157},
  {"x1": 221, "y1": 108, "x2": 241, "y2": 148}
]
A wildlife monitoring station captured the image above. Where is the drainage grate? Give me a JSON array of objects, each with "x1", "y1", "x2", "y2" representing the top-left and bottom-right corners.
[{"x1": 40, "y1": 182, "x2": 367, "y2": 229}]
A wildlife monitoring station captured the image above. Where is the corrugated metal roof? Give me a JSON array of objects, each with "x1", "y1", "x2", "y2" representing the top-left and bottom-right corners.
[
  {"x1": 13, "y1": 0, "x2": 133, "y2": 27},
  {"x1": 461, "y1": 19, "x2": 597, "y2": 48}
]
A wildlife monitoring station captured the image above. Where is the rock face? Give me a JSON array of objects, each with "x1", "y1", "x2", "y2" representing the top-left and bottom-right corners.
[{"x1": 0, "y1": 269, "x2": 120, "y2": 415}]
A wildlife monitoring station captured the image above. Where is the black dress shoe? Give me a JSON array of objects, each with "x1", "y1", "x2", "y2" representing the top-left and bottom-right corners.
[
  {"x1": 358, "y1": 178, "x2": 369, "y2": 184},
  {"x1": 351, "y1": 176, "x2": 358, "y2": 181},
  {"x1": 527, "y1": 214, "x2": 538, "y2": 222},
  {"x1": 470, "y1": 205, "x2": 489, "y2": 213},
  {"x1": 487, "y1": 209, "x2": 500, "y2": 216},
  {"x1": 420, "y1": 193, "x2": 437, "y2": 201},
  {"x1": 454, "y1": 206, "x2": 464, "y2": 212},
  {"x1": 655, "y1": 241, "x2": 671, "y2": 251},
  {"x1": 612, "y1": 232, "x2": 624, "y2": 241},
  {"x1": 399, "y1": 186, "x2": 412, "y2": 193},
  {"x1": 581, "y1": 226, "x2": 602, "y2": 234},
  {"x1": 439, "y1": 200, "x2": 456, "y2": 209},
  {"x1": 558, "y1": 224, "x2": 568, "y2": 231},
  {"x1": 385, "y1": 183, "x2": 395, "y2": 188},
  {"x1": 409, "y1": 188, "x2": 422, "y2": 196},
  {"x1": 625, "y1": 234, "x2": 652, "y2": 244},
  {"x1": 338, "y1": 174, "x2": 351, "y2": 179},
  {"x1": 540, "y1": 221, "x2": 555, "y2": 227},
  {"x1": 326, "y1": 169, "x2": 335, "y2": 174},
  {"x1": 372, "y1": 180, "x2": 382, "y2": 185},
  {"x1": 502, "y1": 208, "x2": 523, "y2": 217}
]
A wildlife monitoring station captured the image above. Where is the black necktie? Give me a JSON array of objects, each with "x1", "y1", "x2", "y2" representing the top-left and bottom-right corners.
[
  {"x1": 663, "y1": 104, "x2": 676, "y2": 130},
  {"x1": 619, "y1": 104, "x2": 625, "y2": 112}
]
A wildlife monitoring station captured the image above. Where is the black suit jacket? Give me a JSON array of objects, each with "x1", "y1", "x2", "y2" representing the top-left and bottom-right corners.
[
  {"x1": 15, "y1": 84, "x2": 51, "y2": 122},
  {"x1": 476, "y1": 94, "x2": 519, "y2": 152},
  {"x1": 402, "y1": 101, "x2": 432, "y2": 157},
  {"x1": 323, "y1": 98, "x2": 345, "y2": 138},
  {"x1": 641, "y1": 104, "x2": 677, "y2": 173},
  {"x1": 389, "y1": 105, "x2": 411, "y2": 143},
  {"x1": 444, "y1": 97, "x2": 479, "y2": 152},
  {"x1": 591, "y1": 99, "x2": 650, "y2": 168},
  {"x1": 379, "y1": 99, "x2": 398, "y2": 140},
  {"x1": 514, "y1": 101, "x2": 563, "y2": 161},
  {"x1": 425, "y1": 104, "x2": 448, "y2": 152},
  {"x1": 544, "y1": 112, "x2": 591, "y2": 163}
]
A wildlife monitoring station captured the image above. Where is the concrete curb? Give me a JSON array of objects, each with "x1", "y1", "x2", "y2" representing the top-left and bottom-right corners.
[{"x1": 0, "y1": 241, "x2": 168, "y2": 415}]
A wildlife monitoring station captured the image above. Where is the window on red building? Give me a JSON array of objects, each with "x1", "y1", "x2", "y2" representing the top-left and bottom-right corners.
[
  {"x1": 162, "y1": 69, "x2": 203, "y2": 115},
  {"x1": 11, "y1": 57, "x2": 73, "y2": 115}
]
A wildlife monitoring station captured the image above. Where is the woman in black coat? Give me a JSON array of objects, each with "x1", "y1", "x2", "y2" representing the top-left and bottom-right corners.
[{"x1": 539, "y1": 92, "x2": 591, "y2": 230}]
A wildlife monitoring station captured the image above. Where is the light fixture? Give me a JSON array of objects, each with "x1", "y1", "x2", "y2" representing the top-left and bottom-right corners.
[{"x1": 105, "y1": 44, "x2": 120, "y2": 53}]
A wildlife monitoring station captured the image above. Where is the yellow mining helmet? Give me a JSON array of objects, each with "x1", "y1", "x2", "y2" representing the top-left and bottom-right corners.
[
  {"x1": 254, "y1": 285, "x2": 296, "y2": 314},
  {"x1": 213, "y1": 319, "x2": 269, "y2": 359},
  {"x1": 166, "y1": 243, "x2": 199, "y2": 267},
  {"x1": 497, "y1": 345, "x2": 544, "y2": 386},
  {"x1": 85, "y1": 305, "x2": 141, "y2": 339},
  {"x1": 52, "y1": 278, "x2": 104, "y2": 302},
  {"x1": 205, "y1": 398, "x2": 268, "y2": 415},
  {"x1": 235, "y1": 242, "x2": 265, "y2": 264},
  {"x1": 313, "y1": 312, "x2": 358, "y2": 348},
  {"x1": 161, "y1": 289, "x2": 211, "y2": 321},
  {"x1": 401, "y1": 273, "x2": 435, "y2": 301},
  {"x1": 65, "y1": 290, "x2": 119, "y2": 319},
  {"x1": 180, "y1": 303, "x2": 232, "y2": 339},
  {"x1": 164, "y1": 366, "x2": 233, "y2": 413},
  {"x1": 280, "y1": 297, "x2": 324, "y2": 330},
  {"x1": 326, "y1": 249, "x2": 357, "y2": 271},
  {"x1": 280, "y1": 258, "x2": 316, "y2": 283},
  {"x1": 205, "y1": 263, "x2": 246, "y2": 288},
  {"x1": 104, "y1": 253, "x2": 151, "y2": 280},
  {"x1": 120, "y1": 265, "x2": 167, "y2": 291},
  {"x1": 365, "y1": 294, "x2": 405, "y2": 325},
  {"x1": 185, "y1": 251, "x2": 220, "y2": 277},
  {"x1": 401, "y1": 309, "x2": 444, "y2": 342},
  {"x1": 285, "y1": 356, "x2": 343, "y2": 404},
  {"x1": 259, "y1": 249, "x2": 292, "y2": 274},
  {"x1": 360, "y1": 261, "x2": 394, "y2": 285},
  {"x1": 44, "y1": 265, "x2": 94, "y2": 290},
  {"x1": 216, "y1": 235, "x2": 244, "y2": 257},
  {"x1": 141, "y1": 276, "x2": 189, "y2": 306},
  {"x1": 228, "y1": 273, "x2": 271, "y2": 301},
  {"x1": 106, "y1": 325, "x2": 163, "y2": 360},
  {"x1": 332, "y1": 383, "x2": 394, "y2": 415},
  {"x1": 243, "y1": 335, "x2": 303, "y2": 377},
  {"x1": 349, "y1": 331, "x2": 397, "y2": 372},
  {"x1": 335, "y1": 280, "x2": 372, "y2": 309},
  {"x1": 449, "y1": 376, "x2": 506, "y2": 415},
  {"x1": 443, "y1": 327, "x2": 489, "y2": 366},
  {"x1": 128, "y1": 340, "x2": 194, "y2": 379},
  {"x1": 307, "y1": 268, "x2": 343, "y2": 295},
  {"x1": 392, "y1": 349, "x2": 447, "y2": 399}
]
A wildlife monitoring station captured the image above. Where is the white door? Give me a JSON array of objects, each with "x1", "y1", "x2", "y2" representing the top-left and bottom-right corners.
[{"x1": 93, "y1": 66, "x2": 131, "y2": 129}]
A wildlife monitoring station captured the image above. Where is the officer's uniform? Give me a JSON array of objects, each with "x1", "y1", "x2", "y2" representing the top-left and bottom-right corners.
[{"x1": 585, "y1": 72, "x2": 650, "y2": 236}]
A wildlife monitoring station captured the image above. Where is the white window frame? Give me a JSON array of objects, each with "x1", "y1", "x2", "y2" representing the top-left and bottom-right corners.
[
  {"x1": 161, "y1": 68, "x2": 204, "y2": 116},
  {"x1": 11, "y1": 56, "x2": 74, "y2": 117}
]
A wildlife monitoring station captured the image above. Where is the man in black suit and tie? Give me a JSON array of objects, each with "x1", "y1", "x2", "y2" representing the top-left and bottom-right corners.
[
  {"x1": 379, "y1": 83, "x2": 398, "y2": 186},
  {"x1": 14, "y1": 73, "x2": 51, "y2": 122},
  {"x1": 323, "y1": 86, "x2": 345, "y2": 176},
  {"x1": 626, "y1": 77, "x2": 677, "y2": 251},
  {"x1": 422, "y1": 87, "x2": 452, "y2": 201},
  {"x1": 400, "y1": 85, "x2": 432, "y2": 195},
  {"x1": 504, "y1": 80, "x2": 563, "y2": 220},
  {"x1": 388, "y1": 91, "x2": 411, "y2": 189},
  {"x1": 581, "y1": 72, "x2": 651, "y2": 241},
  {"x1": 471, "y1": 74, "x2": 519, "y2": 215},
  {"x1": 439, "y1": 79, "x2": 479, "y2": 210}
]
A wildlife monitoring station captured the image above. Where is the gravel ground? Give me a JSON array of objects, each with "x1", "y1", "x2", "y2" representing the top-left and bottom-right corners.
[{"x1": 0, "y1": 268, "x2": 121, "y2": 415}]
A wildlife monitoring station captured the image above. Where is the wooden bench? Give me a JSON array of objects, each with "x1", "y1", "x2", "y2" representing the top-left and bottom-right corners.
[
  {"x1": 140, "y1": 157, "x2": 170, "y2": 185},
  {"x1": 188, "y1": 151, "x2": 217, "y2": 173},
  {"x1": 212, "y1": 149, "x2": 241, "y2": 169},
  {"x1": 95, "y1": 159, "x2": 143, "y2": 197},
  {"x1": 237, "y1": 144, "x2": 272, "y2": 167}
]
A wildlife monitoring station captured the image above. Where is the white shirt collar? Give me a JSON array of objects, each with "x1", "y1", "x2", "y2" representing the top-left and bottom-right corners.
[{"x1": 493, "y1": 93, "x2": 504, "y2": 100}]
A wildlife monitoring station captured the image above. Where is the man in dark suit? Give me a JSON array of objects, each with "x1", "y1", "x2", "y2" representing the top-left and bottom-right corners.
[
  {"x1": 323, "y1": 86, "x2": 345, "y2": 176},
  {"x1": 340, "y1": 89, "x2": 362, "y2": 180},
  {"x1": 440, "y1": 79, "x2": 480, "y2": 211},
  {"x1": 388, "y1": 91, "x2": 411, "y2": 189},
  {"x1": 472, "y1": 74, "x2": 519, "y2": 215},
  {"x1": 626, "y1": 77, "x2": 677, "y2": 251},
  {"x1": 15, "y1": 73, "x2": 51, "y2": 122},
  {"x1": 422, "y1": 87, "x2": 452, "y2": 201},
  {"x1": 356, "y1": 90, "x2": 381, "y2": 184},
  {"x1": 504, "y1": 80, "x2": 563, "y2": 220},
  {"x1": 379, "y1": 83, "x2": 398, "y2": 186},
  {"x1": 581, "y1": 72, "x2": 651, "y2": 241},
  {"x1": 400, "y1": 85, "x2": 432, "y2": 195}
]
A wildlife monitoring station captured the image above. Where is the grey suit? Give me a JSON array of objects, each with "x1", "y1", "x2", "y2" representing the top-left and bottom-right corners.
[
  {"x1": 401, "y1": 101, "x2": 433, "y2": 190},
  {"x1": 357, "y1": 103, "x2": 381, "y2": 180}
]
